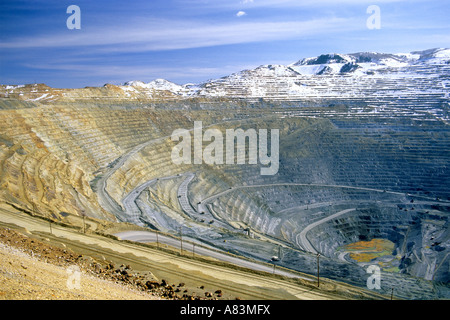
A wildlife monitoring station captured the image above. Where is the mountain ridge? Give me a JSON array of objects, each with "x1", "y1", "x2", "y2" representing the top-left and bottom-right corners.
[{"x1": 1, "y1": 48, "x2": 449, "y2": 106}]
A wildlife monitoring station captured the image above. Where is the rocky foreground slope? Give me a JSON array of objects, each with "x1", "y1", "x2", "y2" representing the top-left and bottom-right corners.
[
  {"x1": 0, "y1": 48, "x2": 449, "y2": 299},
  {"x1": 0, "y1": 227, "x2": 163, "y2": 300}
]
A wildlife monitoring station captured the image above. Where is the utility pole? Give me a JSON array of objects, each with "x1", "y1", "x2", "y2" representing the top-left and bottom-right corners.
[
  {"x1": 156, "y1": 230, "x2": 159, "y2": 249},
  {"x1": 317, "y1": 253, "x2": 320, "y2": 287},
  {"x1": 179, "y1": 227, "x2": 183, "y2": 254}
]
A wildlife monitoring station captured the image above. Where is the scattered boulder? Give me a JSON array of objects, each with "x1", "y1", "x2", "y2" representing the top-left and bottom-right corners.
[{"x1": 145, "y1": 281, "x2": 160, "y2": 289}]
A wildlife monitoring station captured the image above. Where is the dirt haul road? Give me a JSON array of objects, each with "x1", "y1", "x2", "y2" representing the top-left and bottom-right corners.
[{"x1": 0, "y1": 203, "x2": 388, "y2": 300}]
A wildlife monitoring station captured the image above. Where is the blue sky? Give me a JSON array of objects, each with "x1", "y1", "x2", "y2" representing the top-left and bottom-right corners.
[{"x1": 1, "y1": 0, "x2": 449, "y2": 88}]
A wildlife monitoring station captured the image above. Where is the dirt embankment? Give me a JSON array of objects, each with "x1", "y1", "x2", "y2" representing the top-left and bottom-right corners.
[{"x1": 0, "y1": 227, "x2": 221, "y2": 300}]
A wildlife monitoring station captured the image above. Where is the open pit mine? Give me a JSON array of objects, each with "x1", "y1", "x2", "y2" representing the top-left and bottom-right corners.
[{"x1": 0, "y1": 48, "x2": 449, "y2": 299}]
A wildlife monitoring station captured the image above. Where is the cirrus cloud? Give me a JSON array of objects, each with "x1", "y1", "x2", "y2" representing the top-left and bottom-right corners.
[{"x1": 0, "y1": 17, "x2": 356, "y2": 52}]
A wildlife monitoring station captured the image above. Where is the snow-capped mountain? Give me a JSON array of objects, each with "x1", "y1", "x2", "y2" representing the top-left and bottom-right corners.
[
  {"x1": 290, "y1": 49, "x2": 450, "y2": 76},
  {"x1": 121, "y1": 78, "x2": 199, "y2": 97},
  {"x1": 124, "y1": 79, "x2": 184, "y2": 92},
  {"x1": 117, "y1": 48, "x2": 449, "y2": 102},
  {"x1": 2, "y1": 48, "x2": 449, "y2": 108}
]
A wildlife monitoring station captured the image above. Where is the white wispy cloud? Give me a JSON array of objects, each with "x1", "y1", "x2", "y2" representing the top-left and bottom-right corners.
[
  {"x1": 0, "y1": 17, "x2": 356, "y2": 52},
  {"x1": 236, "y1": 11, "x2": 247, "y2": 17},
  {"x1": 183, "y1": 0, "x2": 408, "y2": 10}
]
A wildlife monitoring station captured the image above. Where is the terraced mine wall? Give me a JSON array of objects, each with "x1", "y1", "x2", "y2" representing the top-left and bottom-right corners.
[
  {"x1": 183, "y1": 113, "x2": 449, "y2": 295},
  {"x1": 0, "y1": 99, "x2": 267, "y2": 219},
  {"x1": 0, "y1": 98, "x2": 448, "y2": 299}
]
